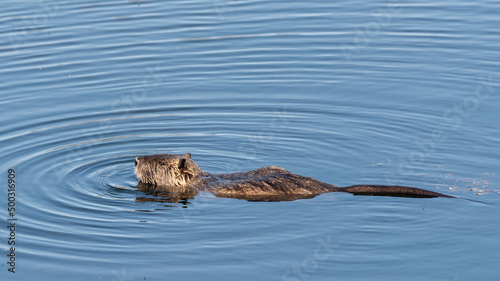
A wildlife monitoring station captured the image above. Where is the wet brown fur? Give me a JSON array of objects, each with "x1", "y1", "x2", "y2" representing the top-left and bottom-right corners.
[{"x1": 135, "y1": 153, "x2": 454, "y2": 201}]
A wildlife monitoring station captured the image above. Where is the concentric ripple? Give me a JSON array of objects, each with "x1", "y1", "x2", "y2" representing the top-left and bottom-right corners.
[{"x1": 1, "y1": 0, "x2": 499, "y2": 280}]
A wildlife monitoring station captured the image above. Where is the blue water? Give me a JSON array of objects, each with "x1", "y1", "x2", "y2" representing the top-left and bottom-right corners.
[{"x1": 1, "y1": 0, "x2": 499, "y2": 280}]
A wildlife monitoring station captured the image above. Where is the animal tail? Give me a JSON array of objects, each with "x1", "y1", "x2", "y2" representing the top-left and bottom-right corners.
[{"x1": 340, "y1": 185, "x2": 454, "y2": 198}]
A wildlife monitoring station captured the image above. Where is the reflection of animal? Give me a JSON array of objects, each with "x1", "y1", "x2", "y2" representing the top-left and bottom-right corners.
[{"x1": 134, "y1": 153, "x2": 454, "y2": 202}]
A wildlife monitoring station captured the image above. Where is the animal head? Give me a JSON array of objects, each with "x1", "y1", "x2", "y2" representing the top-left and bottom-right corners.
[{"x1": 134, "y1": 153, "x2": 203, "y2": 187}]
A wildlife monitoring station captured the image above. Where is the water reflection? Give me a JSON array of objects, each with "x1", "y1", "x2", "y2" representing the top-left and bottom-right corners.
[{"x1": 136, "y1": 182, "x2": 197, "y2": 205}]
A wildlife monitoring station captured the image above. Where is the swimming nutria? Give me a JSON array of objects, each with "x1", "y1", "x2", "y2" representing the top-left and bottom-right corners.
[{"x1": 134, "y1": 153, "x2": 454, "y2": 201}]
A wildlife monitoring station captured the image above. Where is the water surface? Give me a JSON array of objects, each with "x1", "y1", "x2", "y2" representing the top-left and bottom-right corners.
[{"x1": 1, "y1": 0, "x2": 499, "y2": 280}]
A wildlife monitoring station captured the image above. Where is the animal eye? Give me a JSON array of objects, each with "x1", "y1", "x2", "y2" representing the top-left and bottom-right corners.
[{"x1": 159, "y1": 161, "x2": 167, "y2": 166}]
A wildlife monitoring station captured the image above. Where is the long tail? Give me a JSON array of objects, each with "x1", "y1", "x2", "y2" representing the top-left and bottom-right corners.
[{"x1": 340, "y1": 185, "x2": 454, "y2": 198}]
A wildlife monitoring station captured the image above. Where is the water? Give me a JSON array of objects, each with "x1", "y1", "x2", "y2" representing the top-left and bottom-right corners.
[{"x1": 1, "y1": 0, "x2": 499, "y2": 280}]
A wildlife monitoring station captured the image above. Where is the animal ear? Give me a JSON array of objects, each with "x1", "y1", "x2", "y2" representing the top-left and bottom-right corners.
[
  {"x1": 183, "y1": 153, "x2": 191, "y2": 159},
  {"x1": 179, "y1": 159, "x2": 186, "y2": 170}
]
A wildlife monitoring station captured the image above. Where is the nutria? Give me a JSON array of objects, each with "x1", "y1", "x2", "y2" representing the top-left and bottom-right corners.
[{"x1": 134, "y1": 153, "x2": 454, "y2": 201}]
